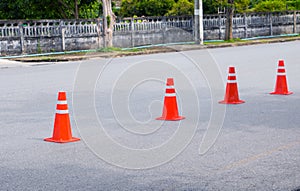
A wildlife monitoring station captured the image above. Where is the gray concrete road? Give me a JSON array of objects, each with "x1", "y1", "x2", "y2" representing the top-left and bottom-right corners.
[{"x1": 1, "y1": 41, "x2": 300, "y2": 190}]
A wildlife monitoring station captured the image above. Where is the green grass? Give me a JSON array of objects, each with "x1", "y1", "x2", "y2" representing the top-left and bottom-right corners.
[
  {"x1": 96, "y1": 47, "x2": 122, "y2": 52},
  {"x1": 204, "y1": 38, "x2": 245, "y2": 45},
  {"x1": 95, "y1": 47, "x2": 145, "y2": 53},
  {"x1": 122, "y1": 48, "x2": 145, "y2": 52},
  {"x1": 224, "y1": 38, "x2": 242, "y2": 43},
  {"x1": 204, "y1": 41, "x2": 225, "y2": 45}
]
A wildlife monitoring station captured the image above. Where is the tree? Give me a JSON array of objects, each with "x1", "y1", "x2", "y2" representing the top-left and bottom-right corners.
[
  {"x1": 120, "y1": 0, "x2": 175, "y2": 17},
  {"x1": 166, "y1": 0, "x2": 194, "y2": 16},
  {"x1": 119, "y1": 0, "x2": 139, "y2": 17},
  {"x1": 287, "y1": 0, "x2": 300, "y2": 10},
  {"x1": 225, "y1": 0, "x2": 234, "y2": 40},
  {"x1": 0, "y1": 0, "x2": 58, "y2": 19},
  {"x1": 234, "y1": 0, "x2": 251, "y2": 12},
  {"x1": 143, "y1": 0, "x2": 175, "y2": 16},
  {"x1": 0, "y1": 0, "x2": 102, "y2": 19},
  {"x1": 102, "y1": 0, "x2": 116, "y2": 47},
  {"x1": 253, "y1": 0, "x2": 286, "y2": 12},
  {"x1": 203, "y1": 0, "x2": 227, "y2": 14},
  {"x1": 79, "y1": 0, "x2": 102, "y2": 18}
]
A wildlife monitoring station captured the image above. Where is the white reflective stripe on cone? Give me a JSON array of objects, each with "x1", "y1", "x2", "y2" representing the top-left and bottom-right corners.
[
  {"x1": 277, "y1": 73, "x2": 286, "y2": 76},
  {"x1": 278, "y1": 66, "x2": 285, "y2": 69},
  {"x1": 57, "y1": 100, "x2": 68, "y2": 105},
  {"x1": 227, "y1": 80, "x2": 237, "y2": 83},
  {"x1": 228, "y1": 73, "x2": 236, "y2": 76},
  {"x1": 165, "y1": 93, "x2": 176, "y2": 97},
  {"x1": 56, "y1": 110, "x2": 69, "y2": 114},
  {"x1": 166, "y1": 86, "x2": 175, "y2": 89}
]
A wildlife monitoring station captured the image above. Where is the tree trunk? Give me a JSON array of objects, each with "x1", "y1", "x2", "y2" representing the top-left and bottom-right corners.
[
  {"x1": 75, "y1": 0, "x2": 79, "y2": 19},
  {"x1": 225, "y1": 0, "x2": 234, "y2": 41},
  {"x1": 102, "y1": 0, "x2": 115, "y2": 47}
]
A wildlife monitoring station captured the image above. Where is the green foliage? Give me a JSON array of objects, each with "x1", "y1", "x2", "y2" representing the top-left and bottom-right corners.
[
  {"x1": 286, "y1": 0, "x2": 300, "y2": 10},
  {"x1": 119, "y1": 0, "x2": 136, "y2": 17},
  {"x1": 0, "y1": 0, "x2": 54, "y2": 19},
  {"x1": 0, "y1": 0, "x2": 103, "y2": 19},
  {"x1": 253, "y1": 0, "x2": 287, "y2": 12},
  {"x1": 234, "y1": 0, "x2": 251, "y2": 13},
  {"x1": 203, "y1": 0, "x2": 300, "y2": 14},
  {"x1": 1, "y1": 0, "x2": 300, "y2": 19},
  {"x1": 166, "y1": 0, "x2": 194, "y2": 16},
  {"x1": 147, "y1": 0, "x2": 175, "y2": 16},
  {"x1": 120, "y1": 0, "x2": 175, "y2": 17},
  {"x1": 79, "y1": 1, "x2": 102, "y2": 18},
  {"x1": 203, "y1": 0, "x2": 227, "y2": 14},
  {"x1": 106, "y1": 15, "x2": 111, "y2": 26}
]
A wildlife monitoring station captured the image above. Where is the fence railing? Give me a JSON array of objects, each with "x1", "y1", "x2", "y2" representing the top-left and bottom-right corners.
[
  {"x1": 1, "y1": 11, "x2": 300, "y2": 56},
  {"x1": 1, "y1": 11, "x2": 300, "y2": 39},
  {"x1": 114, "y1": 16, "x2": 193, "y2": 31},
  {"x1": 0, "y1": 19, "x2": 102, "y2": 38}
]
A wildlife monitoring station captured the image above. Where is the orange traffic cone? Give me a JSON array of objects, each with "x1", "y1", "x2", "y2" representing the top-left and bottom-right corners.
[
  {"x1": 219, "y1": 66, "x2": 245, "y2": 104},
  {"x1": 156, "y1": 78, "x2": 185, "y2": 121},
  {"x1": 270, "y1": 60, "x2": 293, "y2": 95},
  {"x1": 44, "y1": 91, "x2": 80, "y2": 143}
]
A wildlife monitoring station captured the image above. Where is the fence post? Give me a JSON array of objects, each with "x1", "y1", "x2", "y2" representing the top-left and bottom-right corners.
[
  {"x1": 96, "y1": 18, "x2": 102, "y2": 49},
  {"x1": 19, "y1": 21, "x2": 25, "y2": 54},
  {"x1": 293, "y1": 11, "x2": 297, "y2": 33},
  {"x1": 269, "y1": 13, "x2": 273, "y2": 36},
  {"x1": 244, "y1": 13, "x2": 248, "y2": 38},
  {"x1": 162, "y1": 17, "x2": 167, "y2": 44},
  {"x1": 218, "y1": 14, "x2": 222, "y2": 40},
  {"x1": 131, "y1": 18, "x2": 135, "y2": 47},
  {"x1": 60, "y1": 21, "x2": 65, "y2": 51}
]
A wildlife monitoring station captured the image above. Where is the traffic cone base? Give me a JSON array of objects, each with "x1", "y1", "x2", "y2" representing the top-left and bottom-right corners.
[
  {"x1": 219, "y1": 100, "x2": 245, "y2": 104},
  {"x1": 156, "y1": 116, "x2": 185, "y2": 121},
  {"x1": 270, "y1": 91, "x2": 293, "y2": 95},
  {"x1": 44, "y1": 137, "x2": 80, "y2": 143}
]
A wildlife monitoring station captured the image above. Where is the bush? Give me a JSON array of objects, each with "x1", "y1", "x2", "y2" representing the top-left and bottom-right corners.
[
  {"x1": 286, "y1": 0, "x2": 300, "y2": 10},
  {"x1": 166, "y1": 0, "x2": 194, "y2": 16},
  {"x1": 253, "y1": 0, "x2": 286, "y2": 12},
  {"x1": 120, "y1": 0, "x2": 175, "y2": 17}
]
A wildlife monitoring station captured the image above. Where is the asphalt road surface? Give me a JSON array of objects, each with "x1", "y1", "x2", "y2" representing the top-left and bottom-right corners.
[{"x1": 1, "y1": 41, "x2": 300, "y2": 190}]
